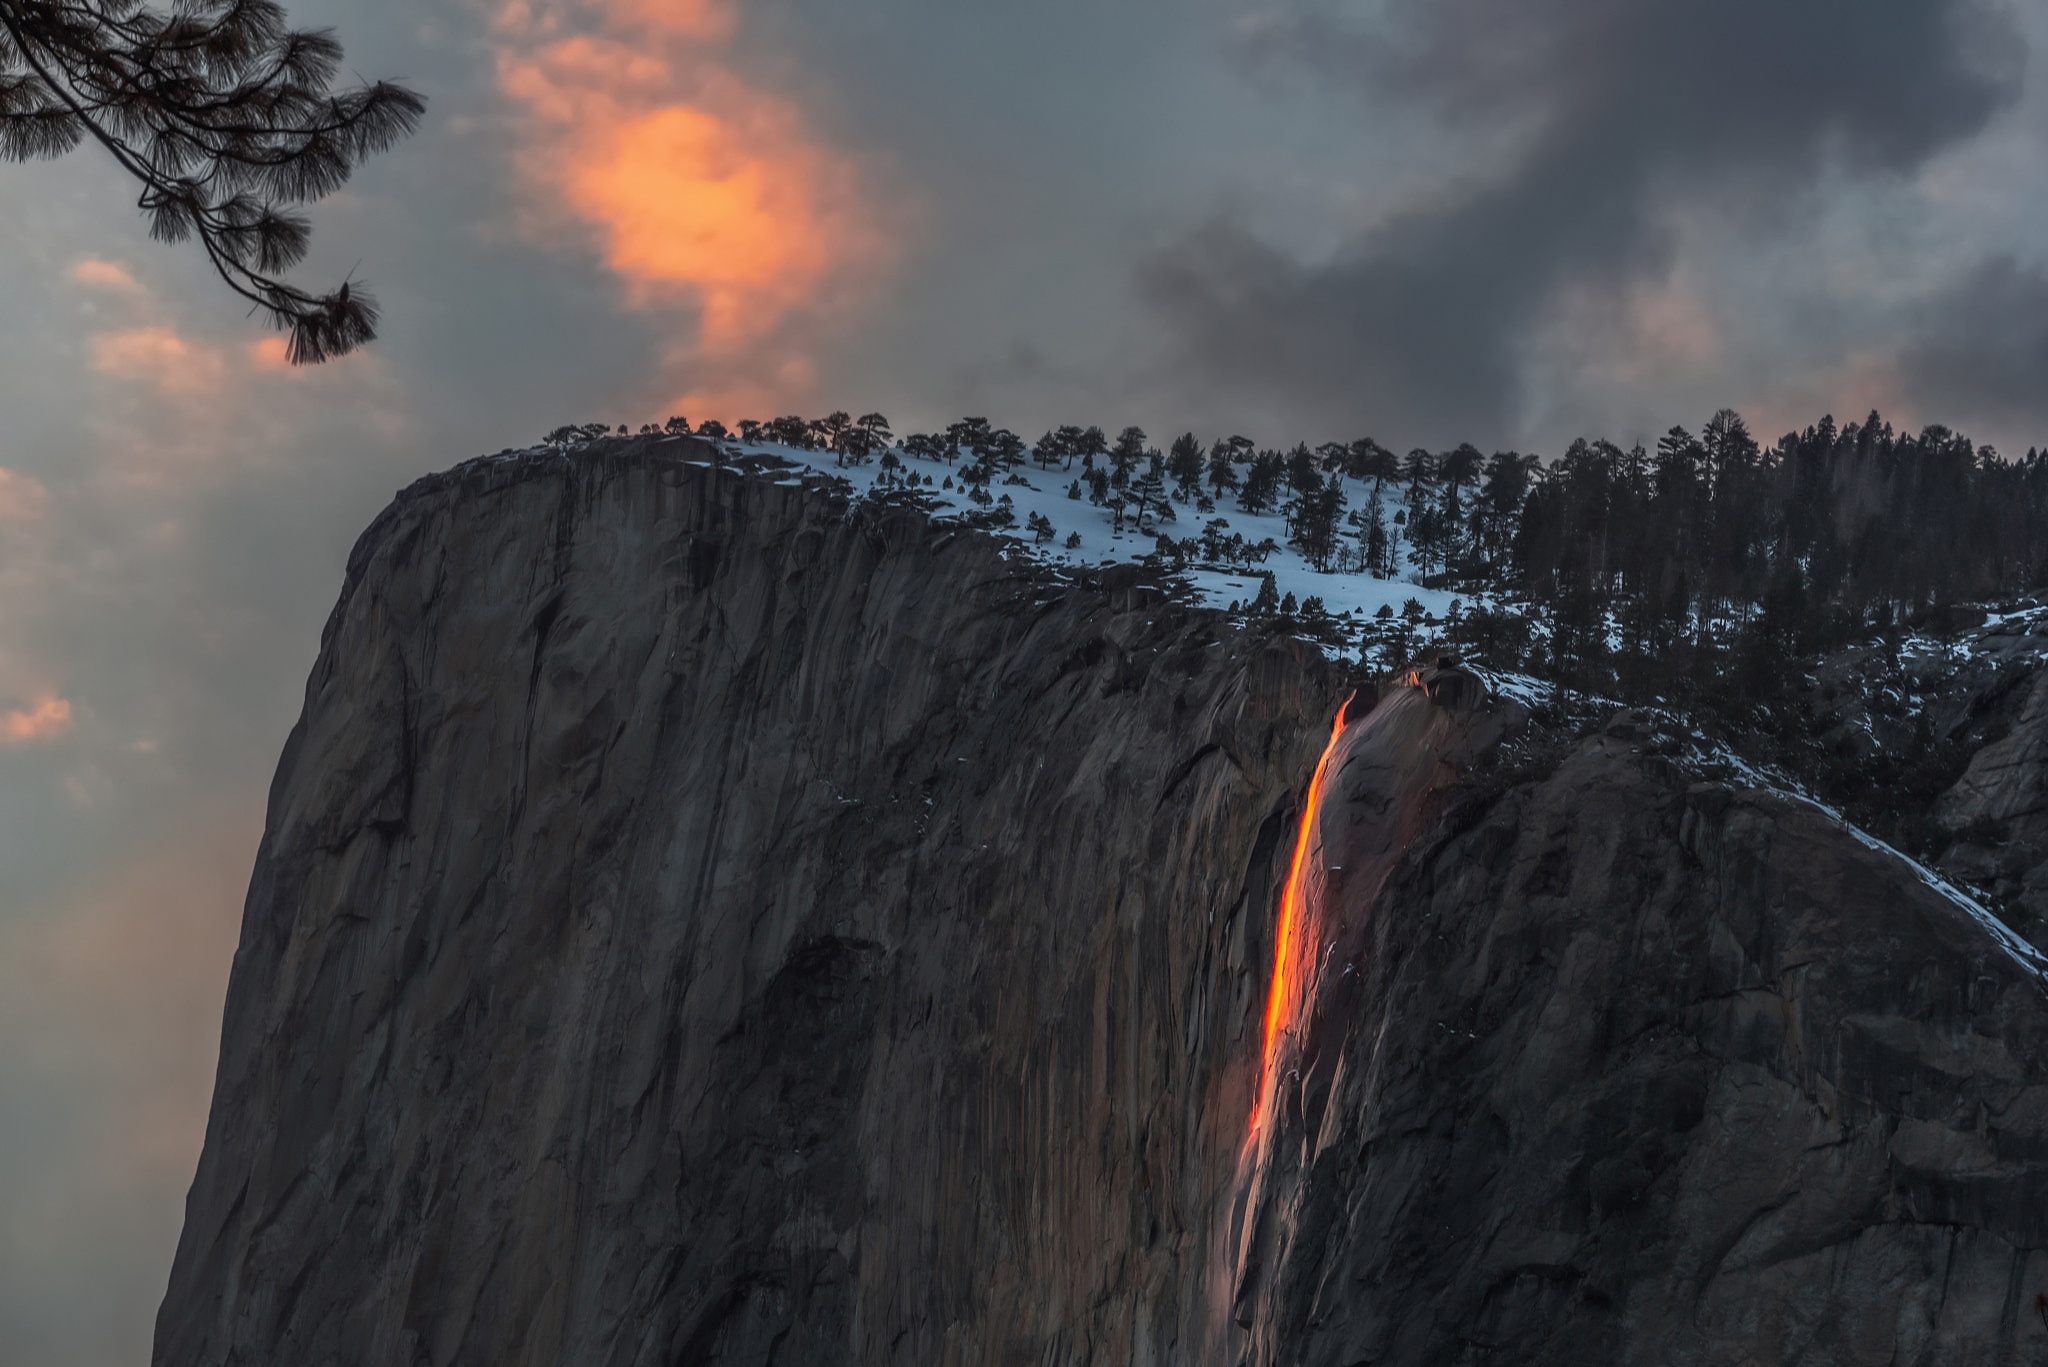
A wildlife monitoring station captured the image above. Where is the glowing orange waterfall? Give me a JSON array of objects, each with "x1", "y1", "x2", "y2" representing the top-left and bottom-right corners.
[{"x1": 1250, "y1": 702, "x2": 1349, "y2": 1130}]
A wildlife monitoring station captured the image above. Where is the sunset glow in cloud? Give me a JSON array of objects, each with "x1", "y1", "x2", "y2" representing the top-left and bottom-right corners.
[
  {"x1": 495, "y1": 0, "x2": 889, "y2": 414},
  {"x1": 248, "y1": 337, "x2": 294, "y2": 371},
  {"x1": 73, "y1": 262, "x2": 231, "y2": 400},
  {"x1": 3, "y1": 695, "x2": 73, "y2": 744},
  {"x1": 88, "y1": 327, "x2": 227, "y2": 399},
  {"x1": 70, "y1": 259, "x2": 144, "y2": 294}
]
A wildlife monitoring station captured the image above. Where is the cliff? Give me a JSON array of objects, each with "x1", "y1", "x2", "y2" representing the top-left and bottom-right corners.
[
  {"x1": 1230, "y1": 697, "x2": 2048, "y2": 1364},
  {"x1": 157, "y1": 439, "x2": 2048, "y2": 1365}
]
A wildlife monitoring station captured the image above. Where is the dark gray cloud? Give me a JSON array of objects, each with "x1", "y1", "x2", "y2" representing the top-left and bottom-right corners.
[
  {"x1": 1143, "y1": 0, "x2": 2023, "y2": 447},
  {"x1": 1902, "y1": 256, "x2": 2048, "y2": 447}
]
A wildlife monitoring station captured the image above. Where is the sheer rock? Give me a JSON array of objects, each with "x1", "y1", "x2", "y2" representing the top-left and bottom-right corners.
[{"x1": 157, "y1": 441, "x2": 2048, "y2": 1365}]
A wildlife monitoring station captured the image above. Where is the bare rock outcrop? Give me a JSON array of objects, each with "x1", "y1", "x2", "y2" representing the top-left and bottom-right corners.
[
  {"x1": 157, "y1": 441, "x2": 2048, "y2": 1365},
  {"x1": 155, "y1": 439, "x2": 1344, "y2": 1365},
  {"x1": 1937, "y1": 666, "x2": 2048, "y2": 935},
  {"x1": 1229, "y1": 700, "x2": 2048, "y2": 1365}
]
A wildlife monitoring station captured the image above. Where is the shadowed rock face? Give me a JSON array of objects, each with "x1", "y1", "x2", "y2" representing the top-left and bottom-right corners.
[
  {"x1": 1939, "y1": 667, "x2": 2048, "y2": 938},
  {"x1": 153, "y1": 440, "x2": 1345, "y2": 1366},
  {"x1": 158, "y1": 441, "x2": 2048, "y2": 1365},
  {"x1": 1227, "y1": 700, "x2": 2048, "y2": 1366}
]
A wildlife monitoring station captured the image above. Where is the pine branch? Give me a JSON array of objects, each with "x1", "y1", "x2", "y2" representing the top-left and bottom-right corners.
[{"x1": 0, "y1": 0, "x2": 422, "y2": 363}]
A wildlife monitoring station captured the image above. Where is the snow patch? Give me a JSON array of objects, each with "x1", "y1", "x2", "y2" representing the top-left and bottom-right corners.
[
  {"x1": 734, "y1": 440, "x2": 1464, "y2": 645},
  {"x1": 1464, "y1": 666, "x2": 1556, "y2": 712},
  {"x1": 1700, "y1": 746, "x2": 2048, "y2": 986}
]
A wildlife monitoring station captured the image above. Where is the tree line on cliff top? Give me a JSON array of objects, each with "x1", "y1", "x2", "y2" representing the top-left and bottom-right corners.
[
  {"x1": 8, "y1": 0, "x2": 2033, "y2": 701},
  {"x1": 559, "y1": 406, "x2": 2048, "y2": 706}
]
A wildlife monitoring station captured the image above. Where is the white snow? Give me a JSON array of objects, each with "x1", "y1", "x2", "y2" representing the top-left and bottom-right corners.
[
  {"x1": 1463, "y1": 665, "x2": 1558, "y2": 711},
  {"x1": 559, "y1": 432, "x2": 2048, "y2": 981},
  {"x1": 1975, "y1": 605, "x2": 2048, "y2": 634},
  {"x1": 1700, "y1": 744, "x2": 2048, "y2": 986},
  {"x1": 729, "y1": 439, "x2": 1464, "y2": 643},
  {"x1": 1831, "y1": 821, "x2": 2048, "y2": 981}
]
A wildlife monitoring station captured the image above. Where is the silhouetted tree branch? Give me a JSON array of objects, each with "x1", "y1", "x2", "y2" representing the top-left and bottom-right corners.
[{"x1": 0, "y1": 0, "x2": 424, "y2": 362}]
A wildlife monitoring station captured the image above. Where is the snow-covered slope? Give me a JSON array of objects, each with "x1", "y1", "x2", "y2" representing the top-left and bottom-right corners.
[{"x1": 735, "y1": 438, "x2": 1466, "y2": 646}]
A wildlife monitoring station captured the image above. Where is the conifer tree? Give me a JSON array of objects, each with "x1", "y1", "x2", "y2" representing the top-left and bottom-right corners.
[
  {"x1": 1109, "y1": 426, "x2": 1146, "y2": 484},
  {"x1": 1051, "y1": 424, "x2": 1086, "y2": 470},
  {"x1": 1206, "y1": 438, "x2": 1241, "y2": 497},
  {"x1": 945, "y1": 416, "x2": 992, "y2": 463},
  {"x1": 1287, "y1": 473, "x2": 1346, "y2": 572},
  {"x1": 1239, "y1": 450, "x2": 1284, "y2": 515},
  {"x1": 1132, "y1": 458, "x2": 1170, "y2": 531},
  {"x1": 1, "y1": 0, "x2": 425, "y2": 360},
  {"x1": 1033, "y1": 429, "x2": 1064, "y2": 470},
  {"x1": 1362, "y1": 494, "x2": 1389, "y2": 577},
  {"x1": 1167, "y1": 432, "x2": 1204, "y2": 499},
  {"x1": 1076, "y1": 425, "x2": 1108, "y2": 471},
  {"x1": 985, "y1": 427, "x2": 1027, "y2": 471},
  {"x1": 855, "y1": 412, "x2": 893, "y2": 455}
]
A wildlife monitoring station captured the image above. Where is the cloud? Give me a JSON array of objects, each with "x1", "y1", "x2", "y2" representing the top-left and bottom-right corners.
[
  {"x1": 494, "y1": 0, "x2": 893, "y2": 418},
  {"x1": 1145, "y1": 0, "x2": 2022, "y2": 446},
  {"x1": 69, "y1": 258, "x2": 144, "y2": 294},
  {"x1": 0, "y1": 468, "x2": 47, "y2": 524},
  {"x1": 1899, "y1": 256, "x2": 2048, "y2": 446},
  {"x1": 71, "y1": 261, "x2": 232, "y2": 401},
  {"x1": 68, "y1": 257, "x2": 325, "y2": 410},
  {"x1": 247, "y1": 336, "x2": 294, "y2": 371},
  {"x1": 88, "y1": 325, "x2": 228, "y2": 399},
  {"x1": 2, "y1": 695, "x2": 72, "y2": 744},
  {"x1": 1742, "y1": 350, "x2": 1918, "y2": 450}
]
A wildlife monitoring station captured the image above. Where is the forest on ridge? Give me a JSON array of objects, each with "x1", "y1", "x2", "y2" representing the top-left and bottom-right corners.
[{"x1": 564, "y1": 406, "x2": 2048, "y2": 715}]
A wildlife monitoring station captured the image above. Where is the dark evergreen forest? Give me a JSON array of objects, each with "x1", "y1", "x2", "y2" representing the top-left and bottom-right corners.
[
  {"x1": 561, "y1": 406, "x2": 2048, "y2": 711},
  {"x1": 1492, "y1": 411, "x2": 2048, "y2": 701}
]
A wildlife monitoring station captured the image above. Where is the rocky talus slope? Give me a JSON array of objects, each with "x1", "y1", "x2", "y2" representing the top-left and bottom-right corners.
[{"x1": 159, "y1": 438, "x2": 2048, "y2": 1365}]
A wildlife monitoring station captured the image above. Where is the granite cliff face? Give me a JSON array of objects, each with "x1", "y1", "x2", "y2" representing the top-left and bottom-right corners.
[
  {"x1": 1935, "y1": 657, "x2": 2048, "y2": 944},
  {"x1": 1229, "y1": 696, "x2": 2048, "y2": 1364},
  {"x1": 159, "y1": 439, "x2": 2048, "y2": 1365},
  {"x1": 1761, "y1": 612, "x2": 2048, "y2": 954},
  {"x1": 156, "y1": 439, "x2": 1345, "y2": 1365}
]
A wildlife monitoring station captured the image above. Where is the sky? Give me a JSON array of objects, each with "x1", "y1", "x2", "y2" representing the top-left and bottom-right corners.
[{"x1": 2, "y1": 0, "x2": 2046, "y2": 1361}]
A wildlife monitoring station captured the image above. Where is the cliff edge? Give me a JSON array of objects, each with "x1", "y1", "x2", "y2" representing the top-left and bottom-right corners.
[{"x1": 157, "y1": 439, "x2": 2048, "y2": 1365}]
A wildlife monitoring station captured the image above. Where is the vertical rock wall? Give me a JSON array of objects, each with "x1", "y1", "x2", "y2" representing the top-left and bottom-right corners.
[
  {"x1": 1227, "y1": 701, "x2": 2048, "y2": 1365},
  {"x1": 153, "y1": 442, "x2": 1346, "y2": 1366},
  {"x1": 157, "y1": 440, "x2": 2048, "y2": 1366}
]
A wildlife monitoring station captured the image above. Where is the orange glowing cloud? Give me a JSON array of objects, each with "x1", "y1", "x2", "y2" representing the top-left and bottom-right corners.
[
  {"x1": 495, "y1": 0, "x2": 891, "y2": 416},
  {"x1": 70, "y1": 258, "x2": 145, "y2": 294},
  {"x1": 248, "y1": 336, "x2": 293, "y2": 371},
  {"x1": 1746, "y1": 350, "x2": 1916, "y2": 444},
  {"x1": 608, "y1": 0, "x2": 732, "y2": 39},
  {"x1": 3, "y1": 695, "x2": 73, "y2": 744},
  {"x1": 89, "y1": 326, "x2": 227, "y2": 398}
]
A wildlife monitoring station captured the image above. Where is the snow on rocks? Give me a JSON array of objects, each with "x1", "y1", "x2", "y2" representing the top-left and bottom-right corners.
[
  {"x1": 734, "y1": 438, "x2": 1464, "y2": 653},
  {"x1": 1692, "y1": 742, "x2": 2048, "y2": 986}
]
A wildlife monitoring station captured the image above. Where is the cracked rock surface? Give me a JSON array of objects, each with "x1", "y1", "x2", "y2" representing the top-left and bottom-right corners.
[
  {"x1": 1228, "y1": 702, "x2": 2048, "y2": 1366},
  {"x1": 154, "y1": 440, "x2": 1340, "y2": 1366},
  {"x1": 157, "y1": 440, "x2": 2048, "y2": 1365}
]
